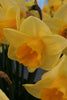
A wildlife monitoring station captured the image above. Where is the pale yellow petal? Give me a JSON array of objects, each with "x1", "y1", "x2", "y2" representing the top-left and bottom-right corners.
[
  {"x1": 16, "y1": 6, "x2": 20, "y2": 30},
  {"x1": 0, "y1": 7, "x2": 6, "y2": 19},
  {"x1": 27, "y1": 67, "x2": 37, "y2": 73},
  {"x1": 3, "y1": 28, "x2": 31, "y2": 60},
  {"x1": 42, "y1": 54, "x2": 67, "y2": 79},
  {"x1": 6, "y1": 6, "x2": 17, "y2": 19},
  {"x1": 0, "y1": 0, "x2": 15, "y2": 11},
  {"x1": 17, "y1": 0, "x2": 27, "y2": 16},
  {"x1": 6, "y1": 5, "x2": 21, "y2": 30},
  {"x1": 24, "y1": 78, "x2": 53, "y2": 99},
  {"x1": 42, "y1": 35, "x2": 67, "y2": 55},
  {"x1": 0, "y1": 89, "x2": 9, "y2": 100},
  {"x1": 8, "y1": 44, "x2": 17, "y2": 61},
  {"x1": 54, "y1": 3, "x2": 67, "y2": 23},
  {"x1": 57, "y1": 55, "x2": 67, "y2": 77},
  {"x1": 39, "y1": 35, "x2": 67, "y2": 70},
  {"x1": 40, "y1": 53, "x2": 61, "y2": 70},
  {"x1": 20, "y1": 16, "x2": 52, "y2": 37},
  {"x1": 41, "y1": 55, "x2": 64, "y2": 80},
  {"x1": 43, "y1": 18, "x2": 66, "y2": 34},
  {"x1": 24, "y1": 55, "x2": 67, "y2": 99},
  {"x1": 3, "y1": 28, "x2": 31, "y2": 48}
]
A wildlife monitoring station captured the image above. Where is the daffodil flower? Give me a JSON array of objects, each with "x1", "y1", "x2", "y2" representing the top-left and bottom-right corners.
[
  {"x1": 24, "y1": 54, "x2": 67, "y2": 100},
  {"x1": 42, "y1": 0, "x2": 62, "y2": 17},
  {"x1": 43, "y1": 3, "x2": 67, "y2": 39},
  {"x1": 43, "y1": 17, "x2": 67, "y2": 35},
  {"x1": 3, "y1": 16, "x2": 67, "y2": 72},
  {"x1": 0, "y1": 89, "x2": 9, "y2": 100},
  {"x1": 54, "y1": 3, "x2": 67, "y2": 23},
  {"x1": 43, "y1": 0, "x2": 67, "y2": 17},
  {"x1": 0, "y1": 0, "x2": 27, "y2": 42},
  {"x1": 49, "y1": 0, "x2": 67, "y2": 5}
]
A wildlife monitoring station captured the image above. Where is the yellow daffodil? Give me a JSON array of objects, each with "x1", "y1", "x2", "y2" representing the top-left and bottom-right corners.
[
  {"x1": 24, "y1": 54, "x2": 67, "y2": 100},
  {"x1": 49, "y1": 0, "x2": 67, "y2": 5},
  {"x1": 43, "y1": 0, "x2": 67, "y2": 17},
  {"x1": 3, "y1": 16, "x2": 67, "y2": 72},
  {"x1": 43, "y1": 17, "x2": 67, "y2": 35},
  {"x1": 0, "y1": 89, "x2": 9, "y2": 100},
  {"x1": 54, "y1": 3, "x2": 67, "y2": 23},
  {"x1": 0, "y1": 0, "x2": 27, "y2": 42},
  {"x1": 43, "y1": 3, "x2": 67, "y2": 39},
  {"x1": 42, "y1": 0, "x2": 62, "y2": 17}
]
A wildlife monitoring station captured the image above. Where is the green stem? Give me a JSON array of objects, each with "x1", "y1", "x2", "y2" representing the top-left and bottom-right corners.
[
  {"x1": 23, "y1": 69, "x2": 40, "y2": 100},
  {"x1": 27, "y1": 69, "x2": 38, "y2": 84},
  {"x1": 15, "y1": 62, "x2": 24, "y2": 100}
]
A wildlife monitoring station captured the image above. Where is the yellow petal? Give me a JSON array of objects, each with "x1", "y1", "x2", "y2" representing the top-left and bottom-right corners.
[
  {"x1": 6, "y1": 5, "x2": 21, "y2": 30},
  {"x1": 24, "y1": 78, "x2": 53, "y2": 99},
  {"x1": 0, "y1": 7, "x2": 6, "y2": 19},
  {"x1": 43, "y1": 18, "x2": 66, "y2": 35},
  {"x1": 8, "y1": 44, "x2": 17, "y2": 61},
  {"x1": 0, "y1": 0, "x2": 15, "y2": 11},
  {"x1": 41, "y1": 55, "x2": 64, "y2": 80},
  {"x1": 40, "y1": 53, "x2": 61, "y2": 70},
  {"x1": 20, "y1": 16, "x2": 52, "y2": 37},
  {"x1": 0, "y1": 89, "x2": 9, "y2": 100},
  {"x1": 54, "y1": 3, "x2": 67, "y2": 23},
  {"x1": 6, "y1": 6, "x2": 17, "y2": 19},
  {"x1": 24, "y1": 55, "x2": 67, "y2": 99},
  {"x1": 0, "y1": 18, "x2": 17, "y2": 41},
  {"x1": 4, "y1": 28, "x2": 31, "y2": 47},
  {"x1": 49, "y1": 76, "x2": 67, "y2": 98},
  {"x1": 16, "y1": 6, "x2": 20, "y2": 30},
  {"x1": 42, "y1": 35, "x2": 67, "y2": 55},
  {"x1": 17, "y1": 0, "x2": 27, "y2": 16},
  {"x1": 0, "y1": 19, "x2": 17, "y2": 29},
  {"x1": 0, "y1": 29, "x2": 5, "y2": 41},
  {"x1": 41, "y1": 87, "x2": 65, "y2": 100},
  {"x1": 42, "y1": 54, "x2": 67, "y2": 80},
  {"x1": 3, "y1": 28, "x2": 31, "y2": 60},
  {"x1": 27, "y1": 67, "x2": 37, "y2": 73}
]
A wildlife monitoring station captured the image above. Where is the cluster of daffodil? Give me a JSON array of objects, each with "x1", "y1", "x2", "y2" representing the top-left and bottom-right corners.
[
  {"x1": 23, "y1": 1, "x2": 67, "y2": 100},
  {"x1": 43, "y1": 0, "x2": 67, "y2": 17},
  {"x1": 0, "y1": 0, "x2": 67, "y2": 100}
]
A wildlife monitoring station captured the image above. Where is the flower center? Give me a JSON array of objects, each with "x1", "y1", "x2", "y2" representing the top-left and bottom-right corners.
[
  {"x1": 58, "y1": 26, "x2": 67, "y2": 39},
  {"x1": 15, "y1": 38, "x2": 45, "y2": 68},
  {"x1": 41, "y1": 87, "x2": 66, "y2": 100}
]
